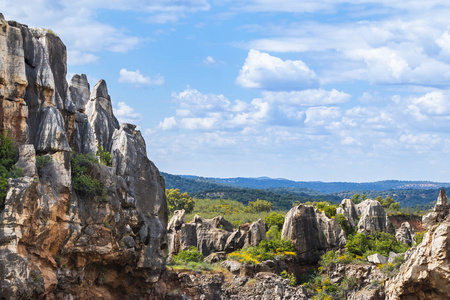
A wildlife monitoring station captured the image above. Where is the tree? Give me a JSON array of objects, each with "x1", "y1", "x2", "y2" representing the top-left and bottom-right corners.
[
  {"x1": 166, "y1": 188, "x2": 194, "y2": 214},
  {"x1": 244, "y1": 199, "x2": 273, "y2": 213},
  {"x1": 351, "y1": 194, "x2": 361, "y2": 204},
  {"x1": 264, "y1": 212, "x2": 285, "y2": 230}
]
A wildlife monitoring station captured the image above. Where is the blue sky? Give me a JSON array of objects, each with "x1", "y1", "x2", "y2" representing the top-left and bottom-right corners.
[{"x1": 3, "y1": 1, "x2": 450, "y2": 182}]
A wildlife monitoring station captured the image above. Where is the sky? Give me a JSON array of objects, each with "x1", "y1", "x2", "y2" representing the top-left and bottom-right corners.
[{"x1": 2, "y1": 1, "x2": 450, "y2": 182}]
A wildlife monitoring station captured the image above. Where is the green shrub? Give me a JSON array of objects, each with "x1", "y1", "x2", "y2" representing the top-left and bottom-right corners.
[
  {"x1": 346, "y1": 232, "x2": 408, "y2": 258},
  {"x1": 335, "y1": 213, "x2": 353, "y2": 235},
  {"x1": 173, "y1": 246, "x2": 204, "y2": 264},
  {"x1": 379, "y1": 254, "x2": 404, "y2": 277},
  {"x1": 71, "y1": 150, "x2": 103, "y2": 196},
  {"x1": 97, "y1": 146, "x2": 112, "y2": 166},
  {"x1": 166, "y1": 189, "x2": 195, "y2": 214},
  {"x1": 228, "y1": 238, "x2": 296, "y2": 264},
  {"x1": 280, "y1": 270, "x2": 297, "y2": 286},
  {"x1": 414, "y1": 231, "x2": 426, "y2": 245},
  {"x1": 266, "y1": 225, "x2": 281, "y2": 241},
  {"x1": 244, "y1": 199, "x2": 273, "y2": 213},
  {"x1": 264, "y1": 212, "x2": 285, "y2": 230},
  {"x1": 0, "y1": 132, "x2": 19, "y2": 205}
]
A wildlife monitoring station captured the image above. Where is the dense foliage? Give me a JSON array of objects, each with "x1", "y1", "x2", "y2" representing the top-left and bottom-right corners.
[
  {"x1": 227, "y1": 238, "x2": 296, "y2": 265},
  {"x1": 172, "y1": 246, "x2": 204, "y2": 264},
  {"x1": 243, "y1": 199, "x2": 273, "y2": 213},
  {"x1": 97, "y1": 146, "x2": 112, "y2": 166},
  {"x1": 346, "y1": 232, "x2": 408, "y2": 258},
  {"x1": 166, "y1": 188, "x2": 195, "y2": 214},
  {"x1": 264, "y1": 212, "x2": 285, "y2": 230},
  {"x1": 71, "y1": 150, "x2": 103, "y2": 196},
  {"x1": 0, "y1": 132, "x2": 21, "y2": 205},
  {"x1": 184, "y1": 198, "x2": 286, "y2": 228}
]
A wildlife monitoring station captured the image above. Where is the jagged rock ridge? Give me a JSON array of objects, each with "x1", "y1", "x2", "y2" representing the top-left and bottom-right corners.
[{"x1": 0, "y1": 14, "x2": 167, "y2": 299}]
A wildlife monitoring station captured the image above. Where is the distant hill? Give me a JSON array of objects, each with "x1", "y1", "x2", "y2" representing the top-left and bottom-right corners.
[
  {"x1": 193, "y1": 176, "x2": 450, "y2": 194},
  {"x1": 162, "y1": 173, "x2": 449, "y2": 209}
]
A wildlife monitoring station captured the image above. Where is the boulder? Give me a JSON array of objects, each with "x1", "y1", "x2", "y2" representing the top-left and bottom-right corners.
[
  {"x1": 281, "y1": 204, "x2": 346, "y2": 263},
  {"x1": 395, "y1": 222, "x2": 415, "y2": 246},
  {"x1": 366, "y1": 253, "x2": 388, "y2": 265},
  {"x1": 356, "y1": 199, "x2": 395, "y2": 234}
]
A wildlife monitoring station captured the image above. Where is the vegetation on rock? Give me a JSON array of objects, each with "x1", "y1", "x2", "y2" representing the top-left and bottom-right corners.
[
  {"x1": 71, "y1": 150, "x2": 103, "y2": 196},
  {"x1": 166, "y1": 188, "x2": 195, "y2": 214},
  {"x1": 0, "y1": 132, "x2": 21, "y2": 205},
  {"x1": 96, "y1": 145, "x2": 112, "y2": 166},
  {"x1": 228, "y1": 238, "x2": 295, "y2": 265}
]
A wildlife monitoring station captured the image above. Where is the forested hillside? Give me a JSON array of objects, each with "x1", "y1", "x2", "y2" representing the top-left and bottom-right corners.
[{"x1": 163, "y1": 173, "x2": 444, "y2": 208}]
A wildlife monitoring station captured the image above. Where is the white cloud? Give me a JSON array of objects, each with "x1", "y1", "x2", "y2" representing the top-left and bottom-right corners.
[
  {"x1": 236, "y1": 50, "x2": 318, "y2": 91},
  {"x1": 2, "y1": 0, "x2": 210, "y2": 64},
  {"x1": 67, "y1": 51, "x2": 99, "y2": 66},
  {"x1": 118, "y1": 69, "x2": 165, "y2": 87},
  {"x1": 114, "y1": 101, "x2": 142, "y2": 124},
  {"x1": 202, "y1": 56, "x2": 217, "y2": 65},
  {"x1": 305, "y1": 106, "x2": 341, "y2": 126},
  {"x1": 262, "y1": 89, "x2": 351, "y2": 106}
]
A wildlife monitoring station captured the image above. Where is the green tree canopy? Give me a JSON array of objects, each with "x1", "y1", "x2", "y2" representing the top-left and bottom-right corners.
[
  {"x1": 166, "y1": 188, "x2": 195, "y2": 214},
  {"x1": 264, "y1": 212, "x2": 285, "y2": 230},
  {"x1": 244, "y1": 199, "x2": 273, "y2": 213}
]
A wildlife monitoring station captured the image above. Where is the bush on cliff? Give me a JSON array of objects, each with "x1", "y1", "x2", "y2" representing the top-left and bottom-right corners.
[
  {"x1": 227, "y1": 238, "x2": 296, "y2": 264},
  {"x1": 71, "y1": 150, "x2": 103, "y2": 197},
  {"x1": 0, "y1": 132, "x2": 21, "y2": 205}
]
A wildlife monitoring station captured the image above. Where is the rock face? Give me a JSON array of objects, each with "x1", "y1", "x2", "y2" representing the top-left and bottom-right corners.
[
  {"x1": 385, "y1": 191, "x2": 450, "y2": 300},
  {"x1": 0, "y1": 16, "x2": 167, "y2": 299},
  {"x1": 281, "y1": 204, "x2": 346, "y2": 263},
  {"x1": 337, "y1": 199, "x2": 395, "y2": 234},
  {"x1": 167, "y1": 211, "x2": 266, "y2": 259}
]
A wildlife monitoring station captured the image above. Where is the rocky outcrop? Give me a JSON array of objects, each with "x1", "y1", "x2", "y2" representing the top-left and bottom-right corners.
[
  {"x1": 326, "y1": 263, "x2": 385, "y2": 300},
  {"x1": 336, "y1": 198, "x2": 359, "y2": 228},
  {"x1": 167, "y1": 212, "x2": 266, "y2": 259},
  {"x1": 395, "y1": 222, "x2": 415, "y2": 246},
  {"x1": 356, "y1": 200, "x2": 395, "y2": 234},
  {"x1": 337, "y1": 198, "x2": 395, "y2": 235},
  {"x1": 85, "y1": 79, "x2": 119, "y2": 152},
  {"x1": 385, "y1": 191, "x2": 450, "y2": 300},
  {"x1": 422, "y1": 188, "x2": 449, "y2": 230},
  {"x1": 281, "y1": 204, "x2": 346, "y2": 263},
  {"x1": 0, "y1": 16, "x2": 167, "y2": 299}
]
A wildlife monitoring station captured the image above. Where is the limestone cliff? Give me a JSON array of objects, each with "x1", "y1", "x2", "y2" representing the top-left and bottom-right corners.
[{"x1": 0, "y1": 15, "x2": 167, "y2": 299}]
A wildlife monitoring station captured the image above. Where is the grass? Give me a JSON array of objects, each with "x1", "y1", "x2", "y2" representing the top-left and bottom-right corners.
[{"x1": 184, "y1": 198, "x2": 287, "y2": 228}]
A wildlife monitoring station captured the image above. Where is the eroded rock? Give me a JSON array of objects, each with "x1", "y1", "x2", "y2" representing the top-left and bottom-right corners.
[{"x1": 281, "y1": 204, "x2": 346, "y2": 263}]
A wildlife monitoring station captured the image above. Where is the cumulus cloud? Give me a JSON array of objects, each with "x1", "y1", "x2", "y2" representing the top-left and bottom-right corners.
[
  {"x1": 118, "y1": 69, "x2": 165, "y2": 87},
  {"x1": 114, "y1": 101, "x2": 142, "y2": 124},
  {"x1": 236, "y1": 50, "x2": 319, "y2": 91}
]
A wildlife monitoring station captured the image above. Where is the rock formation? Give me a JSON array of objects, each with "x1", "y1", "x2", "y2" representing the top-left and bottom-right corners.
[
  {"x1": 0, "y1": 15, "x2": 167, "y2": 299},
  {"x1": 337, "y1": 199, "x2": 395, "y2": 235},
  {"x1": 281, "y1": 204, "x2": 346, "y2": 263},
  {"x1": 395, "y1": 222, "x2": 415, "y2": 246},
  {"x1": 385, "y1": 201, "x2": 450, "y2": 299},
  {"x1": 167, "y1": 210, "x2": 266, "y2": 259},
  {"x1": 422, "y1": 188, "x2": 449, "y2": 230}
]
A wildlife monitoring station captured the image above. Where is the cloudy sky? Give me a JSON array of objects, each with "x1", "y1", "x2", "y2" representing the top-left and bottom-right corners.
[{"x1": 3, "y1": 1, "x2": 450, "y2": 182}]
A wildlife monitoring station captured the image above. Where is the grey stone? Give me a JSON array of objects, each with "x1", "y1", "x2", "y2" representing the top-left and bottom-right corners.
[
  {"x1": 366, "y1": 253, "x2": 388, "y2": 264},
  {"x1": 281, "y1": 204, "x2": 346, "y2": 263},
  {"x1": 395, "y1": 222, "x2": 415, "y2": 246},
  {"x1": 69, "y1": 74, "x2": 90, "y2": 112}
]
